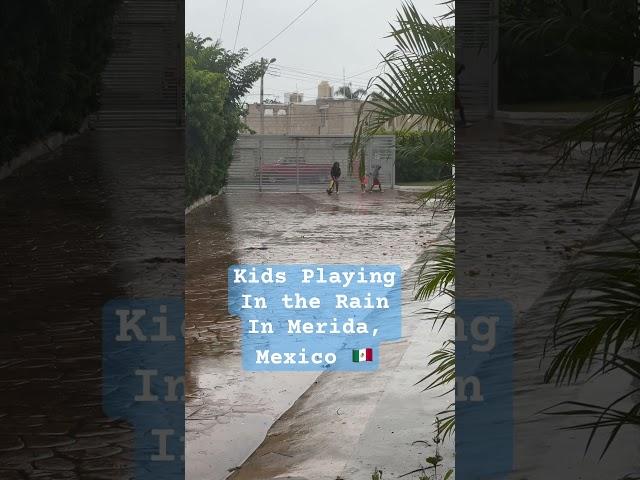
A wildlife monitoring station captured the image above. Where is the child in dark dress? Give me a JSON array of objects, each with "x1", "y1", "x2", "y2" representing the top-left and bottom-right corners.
[{"x1": 327, "y1": 162, "x2": 341, "y2": 194}]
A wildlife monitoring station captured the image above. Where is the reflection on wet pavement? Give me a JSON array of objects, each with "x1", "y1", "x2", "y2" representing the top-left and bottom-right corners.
[
  {"x1": 0, "y1": 131, "x2": 184, "y2": 479},
  {"x1": 186, "y1": 190, "x2": 450, "y2": 480}
]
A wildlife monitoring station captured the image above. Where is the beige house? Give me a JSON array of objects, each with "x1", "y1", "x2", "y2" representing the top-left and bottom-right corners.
[
  {"x1": 244, "y1": 81, "x2": 365, "y2": 136},
  {"x1": 244, "y1": 80, "x2": 432, "y2": 136}
]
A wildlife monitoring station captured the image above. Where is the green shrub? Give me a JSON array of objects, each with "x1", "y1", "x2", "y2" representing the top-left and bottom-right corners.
[
  {"x1": 185, "y1": 34, "x2": 262, "y2": 204},
  {"x1": 395, "y1": 131, "x2": 452, "y2": 183},
  {"x1": 0, "y1": 1, "x2": 122, "y2": 163}
]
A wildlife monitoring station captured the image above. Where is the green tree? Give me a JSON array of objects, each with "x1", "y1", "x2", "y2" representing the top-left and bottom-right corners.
[
  {"x1": 335, "y1": 84, "x2": 367, "y2": 100},
  {"x1": 186, "y1": 60, "x2": 228, "y2": 201},
  {"x1": 185, "y1": 34, "x2": 262, "y2": 203}
]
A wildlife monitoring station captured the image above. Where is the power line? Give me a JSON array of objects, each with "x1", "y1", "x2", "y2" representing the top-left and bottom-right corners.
[
  {"x1": 272, "y1": 66, "x2": 372, "y2": 86},
  {"x1": 276, "y1": 63, "x2": 383, "y2": 83},
  {"x1": 232, "y1": 0, "x2": 246, "y2": 52},
  {"x1": 249, "y1": 0, "x2": 321, "y2": 58},
  {"x1": 218, "y1": 0, "x2": 230, "y2": 40},
  {"x1": 267, "y1": 71, "x2": 369, "y2": 90},
  {"x1": 275, "y1": 64, "x2": 378, "y2": 85},
  {"x1": 347, "y1": 66, "x2": 383, "y2": 80}
]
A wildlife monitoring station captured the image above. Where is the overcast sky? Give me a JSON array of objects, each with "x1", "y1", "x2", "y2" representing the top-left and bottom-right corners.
[{"x1": 186, "y1": 0, "x2": 449, "y2": 104}]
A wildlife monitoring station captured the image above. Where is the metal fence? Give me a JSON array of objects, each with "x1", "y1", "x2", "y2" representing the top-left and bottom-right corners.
[{"x1": 226, "y1": 135, "x2": 395, "y2": 192}]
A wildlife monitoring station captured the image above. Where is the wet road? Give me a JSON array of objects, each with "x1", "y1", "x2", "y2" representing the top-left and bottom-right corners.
[
  {"x1": 185, "y1": 190, "x2": 451, "y2": 480},
  {"x1": 0, "y1": 130, "x2": 184, "y2": 479}
]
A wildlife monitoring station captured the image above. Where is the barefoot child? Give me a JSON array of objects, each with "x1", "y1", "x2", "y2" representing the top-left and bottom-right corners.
[
  {"x1": 359, "y1": 172, "x2": 368, "y2": 192},
  {"x1": 327, "y1": 162, "x2": 341, "y2": 194}
]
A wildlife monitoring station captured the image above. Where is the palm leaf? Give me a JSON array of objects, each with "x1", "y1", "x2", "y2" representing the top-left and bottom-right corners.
[
  {"x1": 415, "y1": 244, "x2": 455, "y2": 301},
  {"x1": 349, "y1": 1, "x2": 456, "y2": 444},
  {"x1": 350, "y1": 2, "x2": 454, "y2": 168},
  {"x1": 542, "y1": 386, "x2": 640, "y2": 459},
  {"x1": 544, "y1": 234, "x2": 640, "y2": 385},
  {"x1": 416, "y1": 340, "x2": 455, "y2": 392},
  {"x1": 545, "y1": 87, "x2": 640, "y2": 206}
]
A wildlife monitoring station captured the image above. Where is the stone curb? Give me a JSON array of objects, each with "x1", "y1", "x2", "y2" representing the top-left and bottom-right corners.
[
  {"x1": 185, "y1": 193, "x2": 220, "y2": 215},
  {"x1": 0, "y1": 119, "x2": 89, "y2": 181}
]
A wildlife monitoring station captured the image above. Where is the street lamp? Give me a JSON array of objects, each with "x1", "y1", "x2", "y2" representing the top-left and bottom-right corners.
[{"x1": 260, "y1": 57, "x2": 277, "y2": 135}]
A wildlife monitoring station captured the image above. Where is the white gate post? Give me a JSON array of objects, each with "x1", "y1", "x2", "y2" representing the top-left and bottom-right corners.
[
  {"x1": 295, "y1": 137, "x2": 300, "y2": 193},
  {"x1": 391, "y1": 136, "x2": 396, "y2": 189}
]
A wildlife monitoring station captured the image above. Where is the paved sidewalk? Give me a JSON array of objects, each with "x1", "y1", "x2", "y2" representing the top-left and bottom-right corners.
[
  {"x1": 228, "y1": 269, "x2": 453, "y2": 480},
  {"x1": 0, "y1": 130, "x2": 183, "y2": 479}
]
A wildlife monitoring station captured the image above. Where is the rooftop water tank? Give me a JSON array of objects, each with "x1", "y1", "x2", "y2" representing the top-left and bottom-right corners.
[{"x1": 318, "y1": 80, "x2": 333, "y2": 99}]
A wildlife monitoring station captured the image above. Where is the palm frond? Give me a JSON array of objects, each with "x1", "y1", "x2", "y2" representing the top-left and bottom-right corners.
[
  {"x1": 416, "y1": 340, "x2": 455, "y2": 392},
  {"x1": 542, "y1": 387, "x2": 640, "y2": 459},
  {"x1": 545, "y1": 87, "x2": 640, "y2": 205},
  {"x1": 418, "y1": 177, "x2": 455, "y2": 215},
  {"x1": 544, "y1": 234, "x2": 640, "y2": 385},
  {"x1": 435, "y1": 406, "x2": 455, "y2": 441},
  {"x1": 349, "y1": 2, "x2": 456, "y2": 445},
  {"x1": 415, "y1": 241, "x2": 454, "y2": 333},
  {"x1": 415, "y1": 243, "x2": 455, "y2": 301},
  {"x1": 542, "y1": 234, "x2": 640, "y2": 458},
  {"x1": 350, "y1": 2, "x2": 454, "y2": 164}
]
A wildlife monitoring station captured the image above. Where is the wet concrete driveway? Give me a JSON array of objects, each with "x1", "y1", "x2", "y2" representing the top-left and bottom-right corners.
[{"x1": 186, "y1": 190, "x2": 451, "y2": 479}]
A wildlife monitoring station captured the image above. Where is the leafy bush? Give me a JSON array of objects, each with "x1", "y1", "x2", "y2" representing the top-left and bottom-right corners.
[
  {"x1": 0, "y1": 1, "x2": 122, "y2": 163},
  {"x1": 185, "y1": 34, "x2": 262, "y2": 204},
  {"x1": 186, "y1": 61, "x2": 229, "y2": 200},
  {"x1": 395, "y1": 131, "x2": 452, "y2": 183}
]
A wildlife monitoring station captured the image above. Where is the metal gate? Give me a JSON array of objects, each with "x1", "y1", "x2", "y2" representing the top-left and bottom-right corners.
[{"x1": 226, "y1": 135, "x2": 395, "y2": 192}]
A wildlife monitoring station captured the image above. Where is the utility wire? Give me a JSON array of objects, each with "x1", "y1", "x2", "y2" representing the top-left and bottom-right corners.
[
  {"x1": 267, "y1": 71, "x2": 369, "y2": 90},
  {"x1": 232, "y1": 0, "x2": 246, "y2": 52},
  {"x1": 347, "y1": 66, "x2": 382, "y2": 79},
  {"x1": 276, "y1": 64, "x2": 377, "y2": 82},
  {"x1": 218, "y1": 0, "x2": 230, "y2": 41},
  {"x1": 271, "y1": 66, "x2": 372, "y2": 86},
  {"x1": 276, "y1": 63, "x2": 383, "y2": 83},
  {"x1": 249, "y1": 0, "x2": 321, "y2": 58}
]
